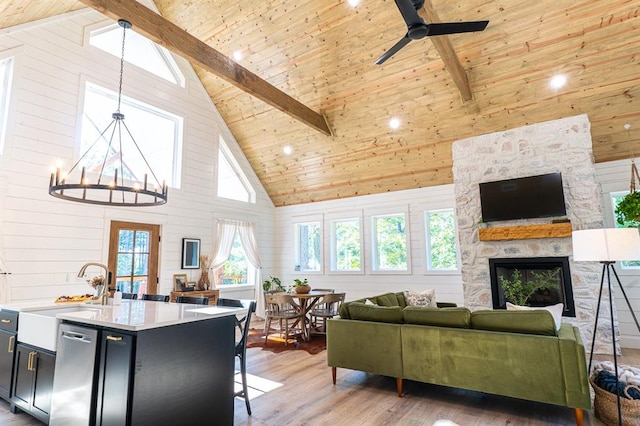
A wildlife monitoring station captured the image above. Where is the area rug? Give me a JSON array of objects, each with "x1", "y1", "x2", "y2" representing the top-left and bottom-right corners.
[{"x1": 246, "y1": 328, "x2": 326, "y2": 355}]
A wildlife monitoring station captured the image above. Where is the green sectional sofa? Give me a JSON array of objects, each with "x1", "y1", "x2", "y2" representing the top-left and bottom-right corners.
[{"x1": 326, "y1": 292, "x2": 591, "y2": 425}]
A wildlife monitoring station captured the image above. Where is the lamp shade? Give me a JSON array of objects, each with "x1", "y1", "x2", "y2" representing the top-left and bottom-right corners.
[{"x1": 572, "y1": 228, "x2": 640, "y2": 261}]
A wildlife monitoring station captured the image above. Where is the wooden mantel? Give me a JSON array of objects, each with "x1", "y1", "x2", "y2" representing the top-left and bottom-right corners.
[{"x1": 478, "y1": 222, "x2": 572, "y2": 241}]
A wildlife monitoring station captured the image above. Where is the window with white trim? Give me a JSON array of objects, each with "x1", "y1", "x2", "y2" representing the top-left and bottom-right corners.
[
  {"x1": 0, "y1": 56, "x2": 13, "y2": 154},
  {"x1": 217, "y1": 137, "x2": 256, "y2": 203},
  {"x1": 89, "y1": 24, "x2": 185, "y2": 86},
  {"x1": 372, "y1": 213, "x2": 408, "y2": 271},
  {"x1": 295, "y1": 222, "x2": 322, "y2": 272},
  {"x1": 218, "y1": 230, "x2": 256, "y2": 286},
  {"x1": 425, "y1": 209, "x2": 459, "y2": 271},
  {"x1": 611, "y1": 191, "x2": 640, "y2": 269},
  {"x1": 330, "y1": 218, "x2": 362, "y2": 272},
  {"x1": 80, "y1": 83, "x2": 183, "y2": 188}
]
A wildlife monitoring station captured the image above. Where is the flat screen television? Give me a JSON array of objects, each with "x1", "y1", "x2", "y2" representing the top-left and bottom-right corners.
[{"x1": 479, "y1": 173, "x2": 567, "y2": 222}]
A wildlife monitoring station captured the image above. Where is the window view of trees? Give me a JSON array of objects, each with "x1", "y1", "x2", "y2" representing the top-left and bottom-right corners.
[
  {"x1": 331, "y1": 219, "x2": 361, "y2": 271},
  {"x1": 611, "y1": 192, "x2": 640, "y2": 268},
  {"x1": 115, "y1": 229, "x2": 149, "y2": 294},
  {"x1": 425, "y1": 209, "x2": 458, "y2": 270},
  {"x1": 372, "y1": 214, "x2": 407, "y2": 270},
  {"x1": 221, "y1": 231, "x2": 249, "y2": 284},
  {"x1": 296, "y1": 222, "x2": 321, "y2": 271}
]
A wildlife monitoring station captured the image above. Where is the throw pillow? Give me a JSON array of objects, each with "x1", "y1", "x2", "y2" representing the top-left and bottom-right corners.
[
  {"x1": 506, "y1": 302, "x2": 564, "y2": 331},
  {"x1": 404, "y1": 289, "x2": 437, "y2": 308},
  {"x1": 365, "y1": 298, "x2": 376, "y2": 305}
]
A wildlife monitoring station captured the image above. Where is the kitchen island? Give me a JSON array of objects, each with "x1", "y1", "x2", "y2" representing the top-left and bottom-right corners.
[{"x1": 0, "y1": 300, "x2": 243, "y2": 426}]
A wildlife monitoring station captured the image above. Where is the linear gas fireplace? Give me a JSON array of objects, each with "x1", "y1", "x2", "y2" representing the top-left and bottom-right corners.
[{"x1": 489, "y1": 257, "x2": 576, "y2": 317}]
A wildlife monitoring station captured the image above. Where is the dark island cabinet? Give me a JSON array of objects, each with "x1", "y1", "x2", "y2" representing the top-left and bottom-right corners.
[
  {"x1": 95, "y1": 330, "x2": 134, "y2": 426},
  {"x1": 12, "y1": 343, "x2": 55, "y2": 424},
  {"x1": 0, "y1": 310, "x2": 18, "y2": 401}
]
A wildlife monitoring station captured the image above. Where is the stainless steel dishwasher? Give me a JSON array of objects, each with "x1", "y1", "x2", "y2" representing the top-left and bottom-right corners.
[{"x1": 49, "y1": 323, "x2": 99, "y2": 426}]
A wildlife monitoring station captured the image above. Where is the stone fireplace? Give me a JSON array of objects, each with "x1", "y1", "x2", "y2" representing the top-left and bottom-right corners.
[
  {"x1": 489, "y1": 256, "x2": 575, "y2": 317},
  {"x1": 452, "y1": 114, "x2": 617, "y2": 354}
]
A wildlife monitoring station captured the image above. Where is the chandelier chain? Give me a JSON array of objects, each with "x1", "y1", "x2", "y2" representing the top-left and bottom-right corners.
[{"x1": 116, "y1": 21, "x2": 127, "y2": 114}]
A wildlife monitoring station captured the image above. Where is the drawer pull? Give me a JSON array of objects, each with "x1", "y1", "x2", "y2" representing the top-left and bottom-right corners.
[
  {"x1": 106, "y1": 335, "x2": 123, "y2": 342},
  {"x1": 7, "y1": 335, "x2": 14, "y2": 353},
  {"x1": 1, "y1": 319, "x2": 10, "y2": 323}
]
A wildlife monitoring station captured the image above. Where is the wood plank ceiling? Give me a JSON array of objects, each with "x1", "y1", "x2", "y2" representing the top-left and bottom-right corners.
[{"x1": 2, "y1": 0, "x2": 640, "y2": 206}]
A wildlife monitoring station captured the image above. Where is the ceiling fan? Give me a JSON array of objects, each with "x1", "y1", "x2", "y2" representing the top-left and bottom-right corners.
[{"x1": 375, "y1": 0, "x2": 489, "y2": 65}]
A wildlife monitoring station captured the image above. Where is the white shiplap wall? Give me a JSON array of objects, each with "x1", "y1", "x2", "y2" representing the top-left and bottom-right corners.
[
  {"x1": 273, "y1": 184, "x2": 463, "y2": 304},
  {"x1": 595, "y1": 158, "x2": 640, "y2": 349},
  {"x1": 0, "y1": 10, "x2": 274, "y2": 302}
]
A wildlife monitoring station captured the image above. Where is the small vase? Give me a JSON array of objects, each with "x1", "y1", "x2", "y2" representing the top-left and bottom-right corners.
[
  {"x1": 197, "y1": 270, "x2": 210, "y2": 290},
  {"x1": 94, "y1": 284, "x2": 104, "y2": 298}
]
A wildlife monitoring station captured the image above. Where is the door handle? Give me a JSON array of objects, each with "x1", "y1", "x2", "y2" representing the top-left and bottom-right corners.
[
  {"x1": 7, "y1": 335, "x2": 13, "y2": 354},
  {"x1": 1, "y1": 319, "x2": 11, "y2": 323},
  {"x1": 27, "y1": 351, "x2": 37, "y2": 372},
  {"x1": 106, "y1": 335, "x2": 123, "y2": 342}
]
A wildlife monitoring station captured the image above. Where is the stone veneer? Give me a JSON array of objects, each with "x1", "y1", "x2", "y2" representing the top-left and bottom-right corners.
[{"x1": 452, "y1": 114, "x2": 617, "y2": 354}]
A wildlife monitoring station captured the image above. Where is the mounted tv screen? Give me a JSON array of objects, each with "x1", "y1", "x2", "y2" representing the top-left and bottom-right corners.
[{"x1": 479, "y1": 173, "x2": 567, "y2": 223}]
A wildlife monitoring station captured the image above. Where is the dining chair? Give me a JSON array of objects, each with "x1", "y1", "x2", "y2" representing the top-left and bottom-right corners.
[
  {"x1": 264, "y1": 293, "x2": 304, "y2": 346},
  {"x1": 121, "y1": 292, "x2": 137, "y2": 300},
  {"x1": 217, "y1": 298, "x2": 256, "y2": 415},
  {"x1": 310, "y1": 292, "x2": 345, "y2": 333},
  {"x1": 141, "y1": 294, "x2": 170, "y2": 302},
  {"x1": 175, "y1": 295, "x2": 209, "y2": 305}
]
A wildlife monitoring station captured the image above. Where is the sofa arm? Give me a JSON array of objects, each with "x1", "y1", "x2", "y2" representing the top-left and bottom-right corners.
[{"x1": 557, "y1": 323, "x2": 591, "y2": 409}]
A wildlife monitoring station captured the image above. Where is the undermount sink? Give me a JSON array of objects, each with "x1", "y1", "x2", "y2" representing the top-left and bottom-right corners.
[{"x1": 17, "y1": 305, "x2": 105, "y2": 352}]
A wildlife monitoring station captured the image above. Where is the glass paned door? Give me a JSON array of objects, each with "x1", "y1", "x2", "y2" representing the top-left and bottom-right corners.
[{"x1": 108, "y1": 221, "x2": 159, "y2": 295}]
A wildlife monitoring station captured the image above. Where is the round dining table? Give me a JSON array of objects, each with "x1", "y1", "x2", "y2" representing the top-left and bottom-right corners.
[{"x1": 289, "y1": 290, "x2": 333, "y2": 341}]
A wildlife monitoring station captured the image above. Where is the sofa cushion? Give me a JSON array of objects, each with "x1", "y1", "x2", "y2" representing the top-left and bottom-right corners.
[
  {"x1": 395, "y1": 292, "x2": 407, "y2": 308},
  {"x1": 404, "y1": 289, "x2": 437, "y2": 307},
  {"x1": 470, "y1": 310, "x2": 557, "y2": 336},
  {"x1": 348, "y1": 303, "x2": 403, "y2": 323},
  {"x1": 374, "y1": 292, "x2": 400, "y2": 307},
  {"x1": 506, "y1": 302, "x2": 564, "y2": 331},
  {"x1": 403, "y1": 306, "x2": 471, "y2": 328},
  {"x1": 339, "y1": 298, "x2": 368, "y2": 319}
]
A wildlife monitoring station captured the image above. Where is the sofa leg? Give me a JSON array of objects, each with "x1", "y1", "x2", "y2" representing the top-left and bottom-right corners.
[
  {"x1": 396, "y1": 378, "x2": 403, "y2": 397},
  {"x1": 332, "y1": 367, "x2": 337, "y2": 385},
  {"x1": 573, "y1": 408, "x2": 583, "y2": 426}
]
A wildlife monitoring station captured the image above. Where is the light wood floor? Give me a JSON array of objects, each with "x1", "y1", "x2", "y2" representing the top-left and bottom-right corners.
[{"x1": 0, "y1": 330, "x2": 638, "y2": 425}]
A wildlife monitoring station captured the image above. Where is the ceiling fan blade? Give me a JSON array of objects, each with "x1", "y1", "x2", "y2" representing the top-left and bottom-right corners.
[
  {"x1": 374, "y1": 35, "x2": 412, "y2": 65},
  {"x1": 394, "y1": 0, "x2": 425, "y2": 27},
  {"x1": 425, "y1": 21, "x2": 489, "y2": 36}
]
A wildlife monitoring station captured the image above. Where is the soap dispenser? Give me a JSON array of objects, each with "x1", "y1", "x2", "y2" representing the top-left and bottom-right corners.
[{"x1": 113, "y1": 289, "x2": 122, "y2": 305}]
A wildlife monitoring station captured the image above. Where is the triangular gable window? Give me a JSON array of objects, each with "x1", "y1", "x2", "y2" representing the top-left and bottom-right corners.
[
  {"x1": 89, "y1": 24, "x2": 185, "y2": 87},
  {"x1": 217, "y1": 137, "x2": 256, "y2": 203}
]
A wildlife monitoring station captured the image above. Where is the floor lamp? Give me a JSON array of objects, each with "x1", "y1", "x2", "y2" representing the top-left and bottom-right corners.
[{"x1": 572, "y1": 228, "x2": 640, "y2": 426}]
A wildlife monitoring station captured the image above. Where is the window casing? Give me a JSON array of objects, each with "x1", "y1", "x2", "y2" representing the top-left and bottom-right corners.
[
  {"x1": 89, "y1": 24, "x2": 185, "y2": 87},
  {"x1": 425, "y1": 209, "x2": 459, "y2": 271},
  {"x1": 217, "y1": 137, "x2": 256, "y2": 203},
  {"x1": 295, "y1": 222, "x2": 322, "y2": 272},
  {"x1": 371, "y1": 213, "x2": 409, "y2": 271},
  {"x1": 330, "y1": 218, "x2": 362, "y2": 272},
  {"x1": 0, "y1": 56, "x2": 14, "y2": 154},
  {"x1": 80, "y1": 83, "x2": 183, "y2": 188}
]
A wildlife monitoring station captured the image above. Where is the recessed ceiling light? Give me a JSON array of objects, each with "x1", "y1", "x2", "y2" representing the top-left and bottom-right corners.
[
  {"x1": 549, "y1": 74, "x2": 567, "y2": 90},
  {"x1": 283, "y1": 145, "x2": 293, "y2": 155},
  {"x1": 348, "y1": 0, "x2": 360, "y2": 6},
  {"x1": 233, "y1": 51, "x2": 243, "y2": 61},
  {"x1": 389, "y1": 117, "x2": 401, "y2": 129}
]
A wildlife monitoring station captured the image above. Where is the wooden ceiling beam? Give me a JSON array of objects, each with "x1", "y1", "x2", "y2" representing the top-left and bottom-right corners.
[
  {"x1": 419, "y1": 0, "x2": 473, "y2": 101},
  {"x1": 77, "y1": 0, "x2": 333, "y2": 136}
]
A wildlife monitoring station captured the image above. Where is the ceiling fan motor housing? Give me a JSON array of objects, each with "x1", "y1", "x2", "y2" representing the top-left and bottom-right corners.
[{"x1": 408, "y1": 23, "x2": 429, "y2": 40}]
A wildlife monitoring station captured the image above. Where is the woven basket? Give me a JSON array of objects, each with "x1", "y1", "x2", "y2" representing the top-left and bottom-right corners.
[{"x1": 590, "y1": 377, "x2": 640, "y2": 426}]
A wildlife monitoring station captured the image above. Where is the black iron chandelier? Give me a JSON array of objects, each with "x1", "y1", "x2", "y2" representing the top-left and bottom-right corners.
[{"x1": 48, "y1": 20, "x2": 168, "y2": 207}]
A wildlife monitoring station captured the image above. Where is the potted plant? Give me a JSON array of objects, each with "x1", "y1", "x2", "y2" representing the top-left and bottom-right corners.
[
  {"x1": 293, "y1": 278, "x2": 311, "y2": 294},
  {"x1": 499, "y1": 269, "x2": 559, "y2": 306},
  {"x1": 615, "y1": 191, "x2": 640, "y2": 227},
  {"x1": 263, "y1": 276, "x2": 285, "y2": 292}
]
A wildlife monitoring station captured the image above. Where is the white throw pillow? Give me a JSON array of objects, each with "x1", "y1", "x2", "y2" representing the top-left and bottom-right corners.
[
  {"x1": 404, "y1": 289, "x2": 437, "y2": 308},
  {"x1": 506, "y1": 302, "x2": 564, "y2": 331}
]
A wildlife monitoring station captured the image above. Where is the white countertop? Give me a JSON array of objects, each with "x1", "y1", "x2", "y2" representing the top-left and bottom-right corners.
[{"x1": 0, "y1": 300, "x2": 244, "y2": 332}]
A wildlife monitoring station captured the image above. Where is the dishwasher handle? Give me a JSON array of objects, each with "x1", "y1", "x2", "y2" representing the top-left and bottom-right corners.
[{"x1": 61, "y1": 331, "x2": 93, "y2": 344}]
